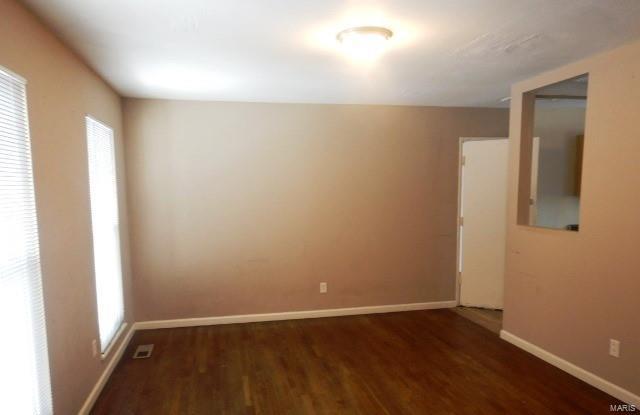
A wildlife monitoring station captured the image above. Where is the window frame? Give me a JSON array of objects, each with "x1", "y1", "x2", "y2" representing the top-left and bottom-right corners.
[
  {"x1": 85, "y1": 115, "x2": 126, "y2": 357},
  {"x1": 0, "y1": 64, "x2": 53, "y2": 415}
]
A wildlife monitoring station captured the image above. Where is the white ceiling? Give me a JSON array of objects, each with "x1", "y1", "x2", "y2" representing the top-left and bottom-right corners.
[{"x1": 21, "y1": 0, "x2": 640, "y2": 107}]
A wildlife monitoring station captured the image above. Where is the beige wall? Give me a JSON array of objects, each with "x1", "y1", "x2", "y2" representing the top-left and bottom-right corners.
[
  {"x1": 0, "y1": 0, "x2": 133, "y2": 413},
  {"x1": 124, "y1": 99, "x2": 508, "y2": 321},
  {"x1": 505, "y1": 39, "x2": 640, "y2": 396}
]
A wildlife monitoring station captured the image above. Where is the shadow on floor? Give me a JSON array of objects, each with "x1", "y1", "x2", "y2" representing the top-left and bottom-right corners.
[{"x1": 451, "y1": 306, "x2": 503, "y2": 334}]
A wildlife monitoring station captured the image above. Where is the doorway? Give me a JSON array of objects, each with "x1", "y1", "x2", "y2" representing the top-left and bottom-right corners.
[{"x1": 456, "y1": 138, "x2": 509, "y2": 315}]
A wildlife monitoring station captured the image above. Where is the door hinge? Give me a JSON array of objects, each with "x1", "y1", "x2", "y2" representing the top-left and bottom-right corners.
[
  {"x1": 459, "y1": 216, "x2": 464, "y2": 226},
  {"x1": 461, "y1": 155, "x2": 466, "y2": 166}
]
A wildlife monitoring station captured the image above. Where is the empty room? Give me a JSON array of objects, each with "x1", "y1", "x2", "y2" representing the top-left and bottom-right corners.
[{"x1": 1, "y1": 0, "x2": 639, "y2": 413}]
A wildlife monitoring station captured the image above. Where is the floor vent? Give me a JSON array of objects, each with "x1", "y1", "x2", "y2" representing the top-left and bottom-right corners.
[{"x1": 133, "y1": 344, "x2": 154, "y2": 359}]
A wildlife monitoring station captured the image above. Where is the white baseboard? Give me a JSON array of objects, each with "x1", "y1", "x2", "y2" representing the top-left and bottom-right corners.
[
  {"x1": 500, "y1": 330, "x2": 640, "y2": 407},
  {"x1": 134, "y1": 300, "x2": 458, "y2": 330},
  {"x1": 78, "y1": 324, "x2": 135, "y2": 415}
]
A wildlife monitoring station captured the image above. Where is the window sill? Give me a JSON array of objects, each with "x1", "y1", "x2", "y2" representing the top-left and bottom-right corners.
[{"x1": 100, "y1": 322, "x2": 128, "y2": 361}]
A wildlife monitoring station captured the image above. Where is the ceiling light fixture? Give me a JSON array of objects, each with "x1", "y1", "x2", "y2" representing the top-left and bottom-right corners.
[{"x1": 336, "y1": 26, "x2": 393, "y2": 62}]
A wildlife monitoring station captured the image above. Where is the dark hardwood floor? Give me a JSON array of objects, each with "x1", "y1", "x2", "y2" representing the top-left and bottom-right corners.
[{"x1": 92, "y1": 309, "x2": 620, "y2": 414}]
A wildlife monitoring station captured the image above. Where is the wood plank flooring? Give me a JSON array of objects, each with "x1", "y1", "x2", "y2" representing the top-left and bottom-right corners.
[{"x1": 92, "y1": 309, "x2": 620, "y2": 414}]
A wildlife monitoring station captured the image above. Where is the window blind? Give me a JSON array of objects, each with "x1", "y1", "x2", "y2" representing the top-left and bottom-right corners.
[
  {"x1": 0, "y1": 67, "x2": 53, "y2": 414},
  {"x1": 85, "y1": 116, "x2": 124, "y2": 353}
]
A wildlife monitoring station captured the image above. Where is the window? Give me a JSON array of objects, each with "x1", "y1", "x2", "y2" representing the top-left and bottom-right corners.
[
  {"x1": 0, "y1": 67, "x2": 53, "y2": 414},
  {"x1": 85, "y1": 116, "x2": 125, "y2": 353},
  {"x1": 518, "y1": 74, "x2": 588, "y2": 231}
]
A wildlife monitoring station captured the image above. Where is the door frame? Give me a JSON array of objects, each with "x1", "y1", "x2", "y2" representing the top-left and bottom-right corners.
[{"x1": 455, "y1": 137, "x2": 509, "y2": 306}]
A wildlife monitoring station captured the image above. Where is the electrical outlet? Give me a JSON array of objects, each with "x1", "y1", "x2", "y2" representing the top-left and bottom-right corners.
[
  {"x1": 92, "y1": 339, "x2": 98, "y2": 358},
  {"x1": 319, "y1": 282, "x2": 327, "y2": 294},
  {"x1": 609, "y1": 339, "x2": 620, "y2": 357}
]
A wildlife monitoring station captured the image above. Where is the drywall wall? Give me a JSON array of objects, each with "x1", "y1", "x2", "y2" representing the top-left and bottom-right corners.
[
  {"x1": 123, "y1": 99, "x2": 508, "y2": 321},
  {"x1": 533, "y1": 106, "x2": 585, "y2": 229},
  {"x1": 505, "y1": 39, "x2": 640, "y2": 397},
  {"x1": 0, "y1": 0, "x2": 133, "y2": 413}
]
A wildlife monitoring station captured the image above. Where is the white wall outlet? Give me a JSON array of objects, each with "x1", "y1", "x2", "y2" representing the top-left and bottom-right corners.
[
  {"x1": 609, "y1": 339, "x2": 620, "y2": 358},
  {"x1": 319, "y1": 282, "x2": 327, "y2": 294},
  {"x1": 92, "y1": 339, "x2": 98, "y2": 358}
]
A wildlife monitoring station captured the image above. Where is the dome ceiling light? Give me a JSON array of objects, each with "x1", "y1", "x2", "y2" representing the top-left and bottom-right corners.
[{"x1": 336, "y1": 26, "x2": 393, "y2": 62}]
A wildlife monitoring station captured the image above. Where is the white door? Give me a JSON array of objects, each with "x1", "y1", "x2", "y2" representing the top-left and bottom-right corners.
[{"x1": 459, "y1": 138, "x2": 509, "y2": 309}]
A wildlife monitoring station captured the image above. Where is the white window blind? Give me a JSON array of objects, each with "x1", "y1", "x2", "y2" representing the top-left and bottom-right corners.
[
  {"x1": 85, "y1": 116, "x2": 124, "y2": 353},
  {"x1": 0, "y1": 67, "x2": 53, "y2": 414}
]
